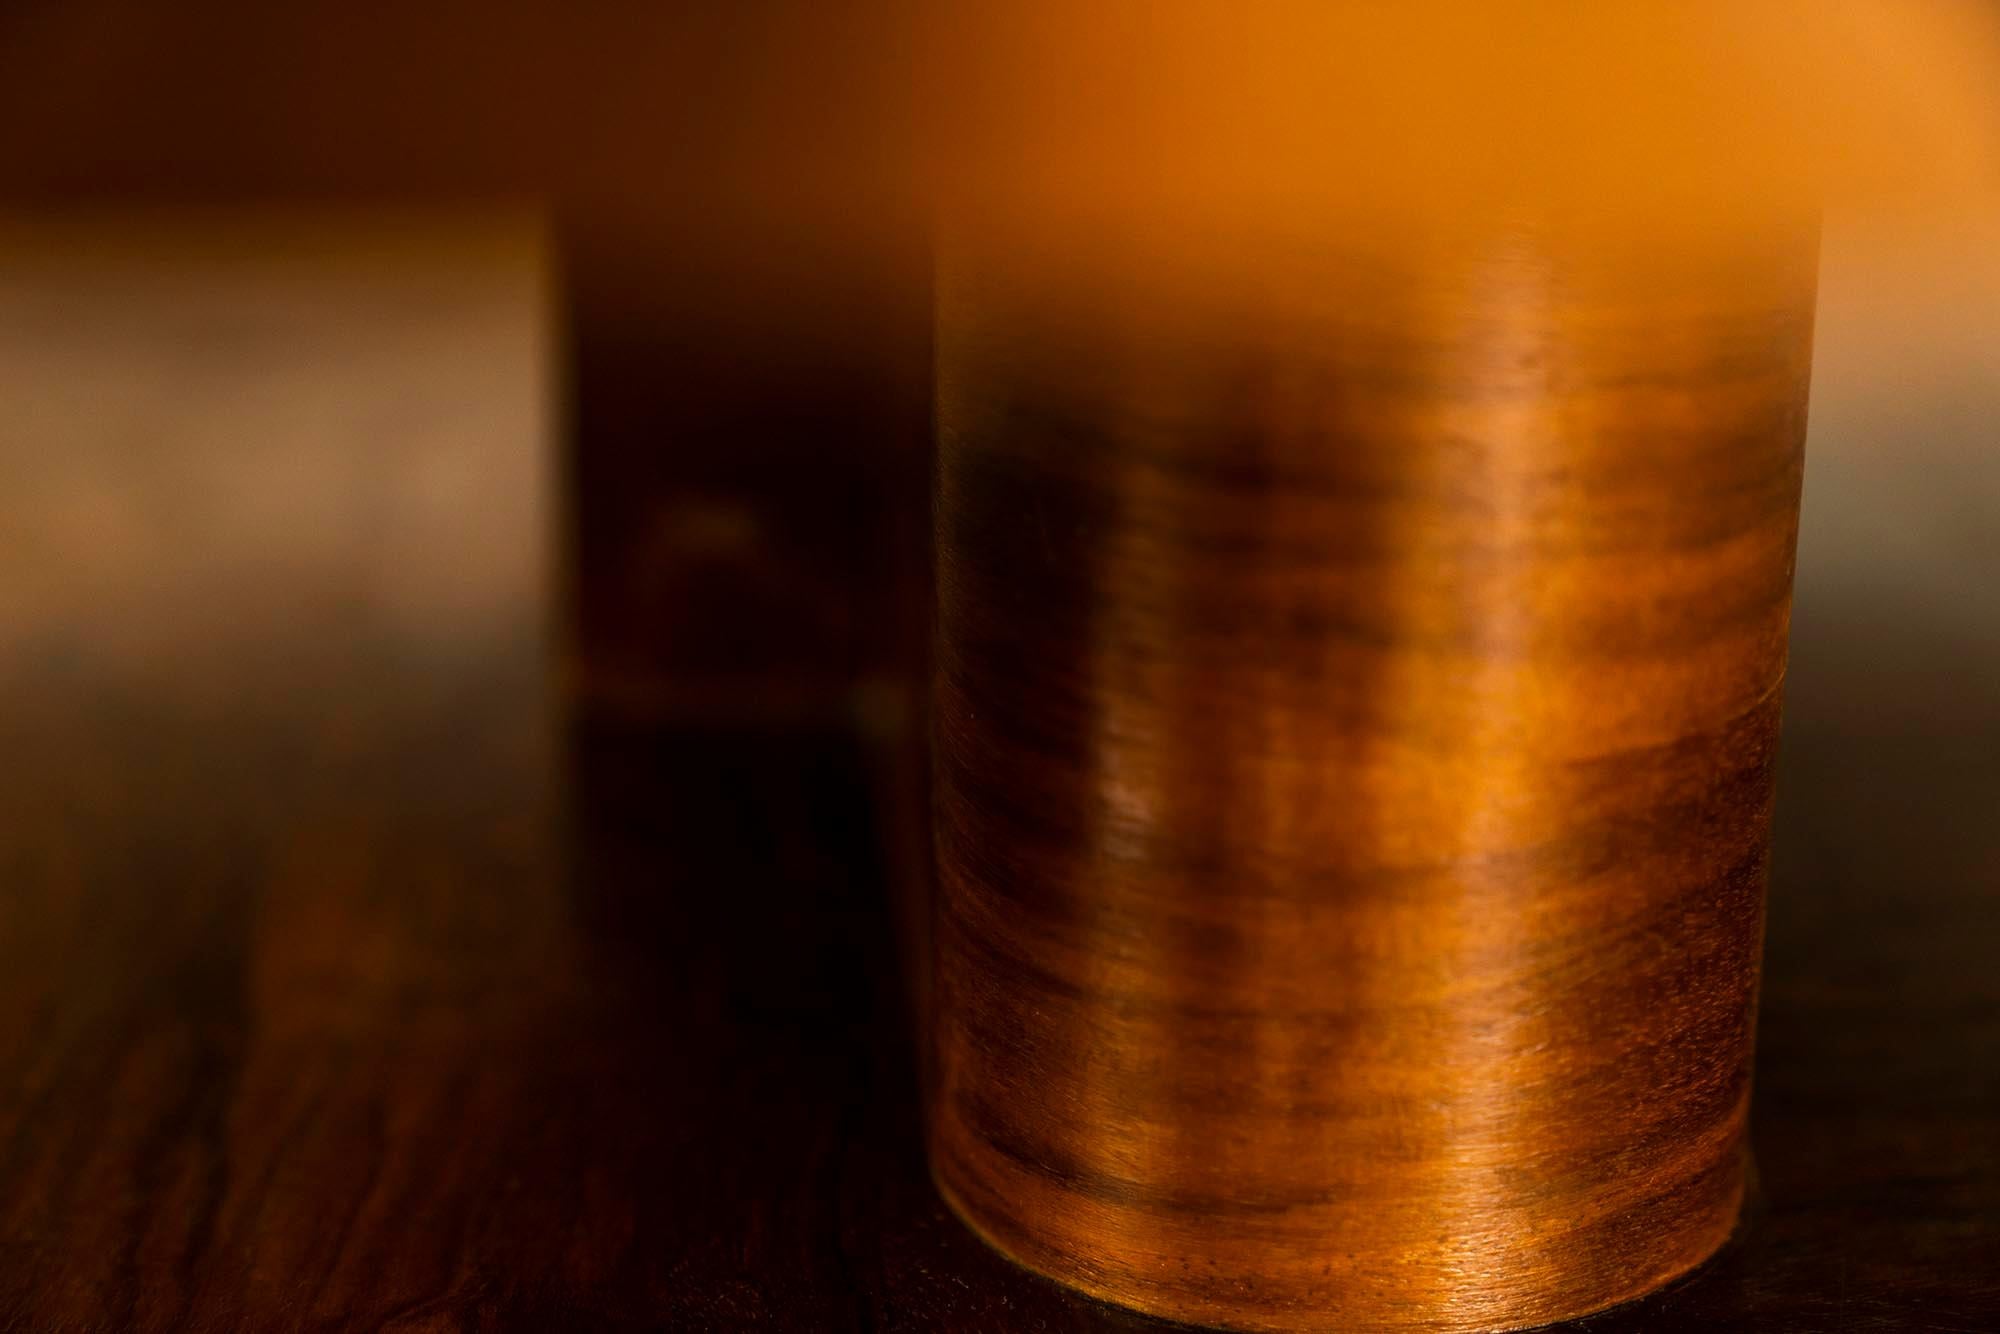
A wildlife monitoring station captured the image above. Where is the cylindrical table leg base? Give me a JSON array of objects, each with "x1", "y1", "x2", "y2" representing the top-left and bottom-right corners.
[{"x1": 929, "y1": 214, "x2": 1815, "y2": 1332}]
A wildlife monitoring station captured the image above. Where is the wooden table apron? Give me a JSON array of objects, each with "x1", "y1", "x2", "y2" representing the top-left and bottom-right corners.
[{"x1": 928, "y1": 216, "x2": 1819, "y2": 1332}]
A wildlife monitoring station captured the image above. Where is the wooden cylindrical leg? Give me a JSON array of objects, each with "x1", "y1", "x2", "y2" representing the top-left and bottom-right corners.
[{"x1": 929, "y1": 216, "x2": 1817, "y2": 1332}]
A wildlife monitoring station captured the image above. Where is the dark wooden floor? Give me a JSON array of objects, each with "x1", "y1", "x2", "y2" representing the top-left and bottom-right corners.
[{"x1": 0, "y1": 217, "x2": 1994, "y2": 1332}]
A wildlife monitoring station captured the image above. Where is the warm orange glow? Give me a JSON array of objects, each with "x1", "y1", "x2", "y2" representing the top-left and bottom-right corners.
[{"x1": 930, "y1": 1, "x2": 2000, "y2": 245}]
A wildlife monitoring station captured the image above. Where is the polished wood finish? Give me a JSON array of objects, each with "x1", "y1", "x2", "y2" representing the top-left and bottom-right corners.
[
  {"x1": 931, "y1": 219, "x2": 1820, "y2": 1330},
  {"x1": 2, "y1": 217, "x2": 1996, "y2": 1333}
]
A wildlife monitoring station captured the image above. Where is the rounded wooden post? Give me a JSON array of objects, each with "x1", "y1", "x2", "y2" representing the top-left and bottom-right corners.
[{"x1": 929, "y1": 214, "x2": 1817, "y2": 1331}]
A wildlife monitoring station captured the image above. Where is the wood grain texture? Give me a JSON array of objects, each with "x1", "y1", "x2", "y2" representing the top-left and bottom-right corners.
[
  {"x1": 1, "y1": 215, "x2": 1996, "y2": 1334},
  {"x1": 931, "y1": 217, "x2": 1819, "y2": 1331}
]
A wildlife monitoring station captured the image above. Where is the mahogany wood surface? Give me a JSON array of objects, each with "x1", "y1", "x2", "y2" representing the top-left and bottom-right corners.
[
  {"x1": 932, "y1": 219, "x2": 1820, "y2": 1330},
  {"x1": 0, "y1": 217, "x2": 1994, "y2": 1333}
]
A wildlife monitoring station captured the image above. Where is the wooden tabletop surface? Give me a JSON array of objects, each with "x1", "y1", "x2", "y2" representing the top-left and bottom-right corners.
[{"x1": 0, "y1": 215, "x2": 1994, "y2": 1332}]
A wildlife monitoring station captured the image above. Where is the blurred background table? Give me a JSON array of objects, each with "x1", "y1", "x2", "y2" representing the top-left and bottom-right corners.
[{"x1": 0, "y1": 213, "x2": 1993, "y2": 1332}]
